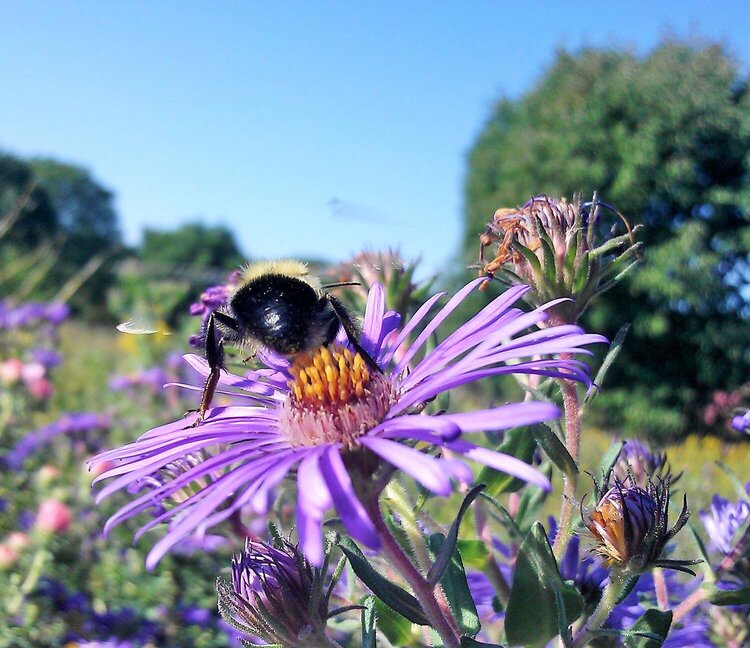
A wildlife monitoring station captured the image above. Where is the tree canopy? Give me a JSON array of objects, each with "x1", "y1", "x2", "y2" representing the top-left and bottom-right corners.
[
  {"x1": 140, "y1": 222, "x2": 245, "y2": 271},
  {"x1": 462, "y1": 40, "x2": 750, "y2": 441}
]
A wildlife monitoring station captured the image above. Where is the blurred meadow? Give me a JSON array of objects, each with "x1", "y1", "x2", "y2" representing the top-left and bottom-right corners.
[{"x1": 2, "y1": 4, "x2": 750, "y2": 647}]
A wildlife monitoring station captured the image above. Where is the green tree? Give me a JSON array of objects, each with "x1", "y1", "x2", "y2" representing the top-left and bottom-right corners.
[
  {"x1": 29, "y1": 159, "x2": 123, "y2": 318},
  {"x1": 463, "y1": 40, "x2": 750, "y2": 441},
  {"x1": 140, "y1": 222, "x2": 244, "y2": 270}
]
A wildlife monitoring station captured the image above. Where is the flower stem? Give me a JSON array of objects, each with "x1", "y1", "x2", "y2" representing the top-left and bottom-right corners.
[
  {"x1": 553, "y1": 371, "x2": 581, "y2": 561},
  {"x1": 572, "y1": 571, "x2": 625, "y2": 647},
  {"x1": 366, "y1": 496, "x2": 462, "y2": 648},
  {"x1": 672, "y1": 586, "x2": 708, "y2": 623}
]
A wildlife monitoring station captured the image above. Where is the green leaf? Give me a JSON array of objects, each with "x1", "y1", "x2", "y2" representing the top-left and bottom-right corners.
[
  {"x1": 531, "y1": 424, "x2": 578, "y2": 478},
  {"x1": 361, "y1": 596, "x2": 376, "y2": 648},
  {"x1": 372, "y1": 597, "x2": 415, "y2": 647},
  {"x1": 428, "y1": 533, "x2": 481, "y2": 637},
  {"x1": 460, "y1": 638, "x2": 506, "y2": 648},
  {"x1": 478, "y1": 492, "x2": 525, "y2": 542},
  {"x1": 505, "y1": 522, "x2": 583, "y2": 647},
  {"x1": 336, "y1": 536, "x2": 429, "y2": 626},
  {"x1": 456, "y1": 539, "x2": 490, "y2": 569},
  {"x1": 477, "y1": 426, "x2": 536, "y2": 496},
  {"x1": 427, "y1": 484, "x2": 485, "y2": 585},
  {"x1": 514, "y1": 464, "x2": 552, "y2": 532},
  {"x1": 623, "y1": 609, "x2": 672, "y2": 647},
  {"x1": 686, "y1": 523, "x2": 716, "y2": 583},
  {"x1": 597, "y1": 440, "x2": 624, "y2": 485},
  {"x1": 514, "y1": 241, "x2": 544, "y2": 280},
  {"x1": 706, "y1": 584, "x2": 750, "y2": 606},
  {"x1": 615, "y1": 575, "x2": 641, "y2": 604},
  {"x1": 584, "y1": 324, "x2": 630, "y2": 406}
]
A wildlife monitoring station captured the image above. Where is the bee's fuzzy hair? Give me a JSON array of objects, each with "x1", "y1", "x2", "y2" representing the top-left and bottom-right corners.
[{"x1": 238, "y1": 260, "x2": 322, "y2": 294}]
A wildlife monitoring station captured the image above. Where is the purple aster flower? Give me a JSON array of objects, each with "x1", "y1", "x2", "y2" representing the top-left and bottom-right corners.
[
  {"x1": 5, "y1": 412, "x2": 111, "y2": 470},
  {"x1": 31, "y1": 348, "x2": 63, "y2": 369},
  {"x1": 91, "y1": 280, "x2": 604, "y2": 568},
  {"x1": 612, "y1": 438, "x2": 671, "y2": 488},
  {"x1": 731, "y1": 410, "x2": 750, "y2": 434},
  {"x1": 700, "y1": 489, "x2": 750, "y2": 556}
]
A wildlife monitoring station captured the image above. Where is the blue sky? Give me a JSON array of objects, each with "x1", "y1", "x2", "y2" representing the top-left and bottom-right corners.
[{"x1": 2, "y1": 2, "x2": 748, "y2": 277}]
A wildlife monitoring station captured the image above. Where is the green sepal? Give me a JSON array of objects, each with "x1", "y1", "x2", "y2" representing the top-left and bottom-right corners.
[
  {"x1": 335, "y1": 535, "x2": 429, "y2": 626},
  {"x1": 505, "y1": 522, "x2": 583, "y2": 647}
]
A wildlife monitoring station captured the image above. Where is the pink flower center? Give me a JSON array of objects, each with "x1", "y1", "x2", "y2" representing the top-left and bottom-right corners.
[{"x1": 279, "y1": 345, "x2": 396, "y2": 449}]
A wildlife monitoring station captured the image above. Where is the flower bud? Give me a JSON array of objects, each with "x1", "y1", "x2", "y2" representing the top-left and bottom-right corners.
[
  {"x1": 217, "y1": 539, "x2": 331, "y2": 647},
  {"x1": 583, "y1": 477, "x2": 697, "y2": 575},
  {"x1": 479, "y1": 194, "x2": 642, "y2": 323},
  {"x1": 36, "y1": 499, "x2": 71, "y2": 534}
]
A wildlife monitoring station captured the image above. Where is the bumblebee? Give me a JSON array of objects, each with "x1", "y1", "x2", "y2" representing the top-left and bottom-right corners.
[{"x1": 194, "y1": 260, "x2": 377, "y2": 424}]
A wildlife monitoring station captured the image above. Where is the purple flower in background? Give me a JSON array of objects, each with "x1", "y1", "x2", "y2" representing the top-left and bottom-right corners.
[
  {"x1": 731, "y1": 410, "x2": 750, "y2": 433},
  {"x1": 31, "y1": 348, "x2": 63, "y2": 369},
  {"x1": 699, "y1": 487, "x2": 750, "y2": 556},
  {"x1": 44, "y1": 302, "x2": 70, "y2": 325},
  {"x1": 92, "y1": 280, "x2": 604, "y2": 567},
  {"x1": 612, "y1": 438, "x2": 671, "y2": 487},
  {"x1": 5, "y1": 413, "x2": 111, "y2": 470}
]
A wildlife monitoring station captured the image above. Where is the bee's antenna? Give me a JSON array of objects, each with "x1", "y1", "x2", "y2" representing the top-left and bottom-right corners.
[{"x1": 322, "y1": 281, "x2": 361, "y2": 289}]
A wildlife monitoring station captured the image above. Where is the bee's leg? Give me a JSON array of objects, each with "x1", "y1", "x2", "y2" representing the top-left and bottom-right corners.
[
  {"x1": 324, "y1": 293, "x2": 381, "y2": 373},
  {"x1": 190, "y1": 312, "x2": 228, "y2": 427}
]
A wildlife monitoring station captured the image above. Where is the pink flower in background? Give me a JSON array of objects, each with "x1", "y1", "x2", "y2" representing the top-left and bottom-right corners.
[
  {"x1": 0, "y1": 545, "x2": 19, "y2": 569},
  {"x1": 0, "y1": 358, "x2": 23, "y2": 384},
  {"x1": 36, "y1": 500, "x2": 71, "y2": 534}
]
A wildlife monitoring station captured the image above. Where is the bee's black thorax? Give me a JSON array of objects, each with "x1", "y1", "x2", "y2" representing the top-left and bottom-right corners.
[{"x1": 230, "y1": 274, "x2": 337, "y2": 355}]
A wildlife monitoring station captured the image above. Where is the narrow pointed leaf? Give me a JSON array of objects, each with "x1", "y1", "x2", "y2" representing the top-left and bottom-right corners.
[
  {"x1": 336, "y1": 536, "x2": 429, "y2": 625},
  {"x1": 428, "y1": 533, "x2": 480, "y2": 637},
  {"x1": 361, "y1": 595, "x2": 377, "y2": 648},
  {"x1": 505, "y1": 522, "x2": 583, "y2": 647},
  {"x1": 706, "y1": 584, "x2": 750, "y2": 606},
  {"x1": 478, "y1": 492, "x2": 524, "y2": 541},
  {"x1": 514, "y1": 464, "x2": 552, "y2": 532},
  {"x1": 427, "y1": 484, "x2": 484, "y2": 585},
  {"x1": 623, "y1": 609, "x2": 672, "y2": 648},
  {"x1": 584, "y1": 324, "x2": 629, "y2": 406},
  {"x1": 531, "y1": 424, "x2": 577, "y2": 478},
  {"x1": 597, "y1": 441, "x2": 624, "y2": 486},
  {"x1": 461, "y1": 638, "x2": 506, "y2": 648},
  {"x1": 373, "y1": 597, "x2": 416, "y2": 647}
]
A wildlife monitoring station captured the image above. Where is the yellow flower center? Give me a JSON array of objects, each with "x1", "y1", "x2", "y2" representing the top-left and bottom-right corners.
[{"x1": 280, "y1": 345, "x2": 395, "y2": 449}]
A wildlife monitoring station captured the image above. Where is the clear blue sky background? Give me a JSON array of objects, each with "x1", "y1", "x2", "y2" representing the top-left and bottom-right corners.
[{"x1": 2, "y1": 2, "x2": 749, "y2": 276}]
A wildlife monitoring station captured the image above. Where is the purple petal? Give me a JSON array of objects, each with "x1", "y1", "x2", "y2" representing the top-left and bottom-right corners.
[
  {"x1": 360, "y1": 282, "x2": 385, "y2": 357},
  {"x1": 319, "y1": 446, "x2": 380, "y2": 549},
  {"x1": 439, "y1": 402, "x2": 560, "y2": 432},
  {"x1": 394, "y1": 277, "x2": 485, "y2": 375},
  {"x1": 297, "y1": 448, "x2": 333, "y2": 566},
  {"x1": 380, "y1": 291, "x2": 446, "y2": 366},
  {"x1": 360, "y1": 436, "x2": 452, "y2": 495}
]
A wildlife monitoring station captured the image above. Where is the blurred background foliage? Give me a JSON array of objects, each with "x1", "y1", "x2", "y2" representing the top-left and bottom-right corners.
[{"x1": 462, "y1": 39, "x2": 750, "y2": 442}]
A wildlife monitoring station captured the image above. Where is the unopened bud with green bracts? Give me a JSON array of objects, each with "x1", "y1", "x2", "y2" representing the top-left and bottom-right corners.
[
  {"x1": 583, "y1": 475, "x2": 699, "y2": 576},
  {"x1": 479, "y1": 193, "x2": 642, "y2": 323}
]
